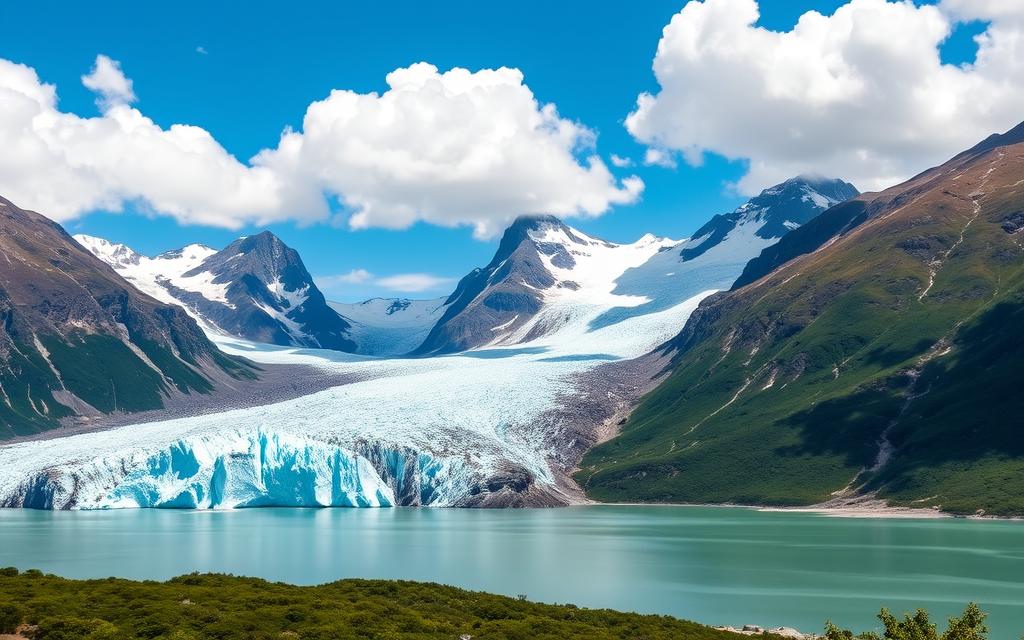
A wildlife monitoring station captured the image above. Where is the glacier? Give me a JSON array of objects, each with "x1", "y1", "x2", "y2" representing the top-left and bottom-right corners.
[
  {"x1": 1, "y1": 221, "x2": 769, "y2": 510},
  {"x1": 8, "y1": 430, "x2": 467, "y2": 510}
]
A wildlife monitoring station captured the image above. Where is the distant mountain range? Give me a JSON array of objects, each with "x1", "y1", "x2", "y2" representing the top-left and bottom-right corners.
[
  {"x1": 578, "y1": 123, "x2": 1024, "y2": 516},
  {"x1": 75, "y1": 175, "x2": 854, "y2": 360},
  {"x1": 76, "y1": 231, "x2": 357, "y2": 353},
  {"x1": 0, "y1": 172, "x2": 851, "y2": 438},
  {"x1": 415, "y1": 176, "x2": 855, "y2": 355},
  {"x1": 0, "y1": 197, "x2": 255, "y2": 438},
  {"x1": 0, "y1": 168, "x2": 894, "y2": 509},
  {"x1": 78, "y1": 232, "x2": 449, "y2": 357}
]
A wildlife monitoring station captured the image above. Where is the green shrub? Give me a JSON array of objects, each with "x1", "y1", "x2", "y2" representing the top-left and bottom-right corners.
[
  {"x1": 0, "y1": 602, "x2": 23, "y2": 634},
  {"x1": 32, "y1": 617, "x2": 122, "y2": 640},
  {"x1": 825, "y1": 603, "x2": 988, "y2": 640}
]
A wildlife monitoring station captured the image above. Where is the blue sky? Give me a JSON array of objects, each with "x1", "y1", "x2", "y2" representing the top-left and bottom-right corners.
[{"x1": 0, "y1": 1, "x2": 995, "y2": 301}]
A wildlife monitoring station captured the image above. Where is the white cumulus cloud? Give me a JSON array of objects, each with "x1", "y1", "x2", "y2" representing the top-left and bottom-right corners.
[
  {"x1": 321, "y1": 269, "x2": 374, "y2": 285},
  {"x1": 257, "y1": 62, "x2": 643, "y2": 238},
  {"x1": 643, "y1": 148, "x2": 677, "y2": 169},
  {"x1": 626, "y1": 0, "x2": 1024, "y2": 194},
  {"x1": 0, "y1": 56, "x2": 318, "y2": 228},
  {"x1": 609, "y1": 154, "x2": 634, "y2": 168},
  {"x1": 939, "y1": 0, "x2": 1024, "y2": 23},
  {"x1": 0, "y1": 57, "x2": 640, "y2": 238},
  {"x1": 317, "y1": 270, "x2": 454, "y2": 294},
  {"x1": 81, "y1": 54, "x2": 136, "y2": 107},
  {"x1": 375, "y1": 273, "x2": 456, "y2": 293}
]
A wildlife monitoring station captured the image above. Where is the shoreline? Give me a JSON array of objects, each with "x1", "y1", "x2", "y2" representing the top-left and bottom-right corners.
[
  {"x1": 2, "y1": 501, "x2": 1021, "y2": 521},
  {"x1": 587, "y1": 500, "x2": 1024, "y2": 521}
]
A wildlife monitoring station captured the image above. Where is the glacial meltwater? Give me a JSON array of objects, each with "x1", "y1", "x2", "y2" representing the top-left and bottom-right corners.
[{"x1": 1, "y1": 506, "x2": 1022, "y2": 637}]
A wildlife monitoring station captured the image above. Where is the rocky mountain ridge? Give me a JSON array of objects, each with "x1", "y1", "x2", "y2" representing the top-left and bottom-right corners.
[
  {"x1": 0, "y1": 196, "x2": 255, "y2": 438},
  {"x1": 78, "y1": 231, "x2": 356, "y2": 352},
  {"x1": 578, "y1": 123, "x2": 1024, "y2": 516}
]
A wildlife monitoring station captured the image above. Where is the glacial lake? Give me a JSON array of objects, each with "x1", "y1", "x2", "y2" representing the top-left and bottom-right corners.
[{"x1": 1, "y1": 506, "x2": 1022, "y2": 637}]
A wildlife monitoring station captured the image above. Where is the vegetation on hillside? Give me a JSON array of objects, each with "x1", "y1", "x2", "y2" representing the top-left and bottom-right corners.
[
  {"x1": 0, "y1": 569, "x2": 761, "y2": 640},
  {"x1": 577, "y1": 134, "x2": 1024, "y2": 515},
  {"x1": 0, "y1": 197, "x2": 258, "y2": 439},
  {"x1": 0, "y1": 570, "x2": 1000, "y2": 640},
  {"x1": 825, "y1": 603, "x2": 989, "y2": 640},
  {"x1": 0, "y1": 570, "x2": 1001, "y2": 640}
]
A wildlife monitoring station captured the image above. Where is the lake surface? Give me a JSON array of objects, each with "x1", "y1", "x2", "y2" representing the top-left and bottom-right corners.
[{"x1": 1, "y1": 506, "x2": 1022, "y2": 637}]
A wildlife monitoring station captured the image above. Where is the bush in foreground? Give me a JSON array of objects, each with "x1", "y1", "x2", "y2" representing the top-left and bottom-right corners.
[{"x1": 825, "y1": 603, "x2": 988, "y2": 640}]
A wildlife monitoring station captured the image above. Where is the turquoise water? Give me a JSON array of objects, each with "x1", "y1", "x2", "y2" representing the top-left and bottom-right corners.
[{"x1": 1, "y1": 506, "x2": 1022, "y2": 637}]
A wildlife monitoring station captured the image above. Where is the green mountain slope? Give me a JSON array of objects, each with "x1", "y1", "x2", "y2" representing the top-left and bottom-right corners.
[
  {"x1": 576, "y1": 126, "x2": 1024, "y2": 516},
  {"x1": 0, "y1": 197, "x2": 256, "y2": 438}
]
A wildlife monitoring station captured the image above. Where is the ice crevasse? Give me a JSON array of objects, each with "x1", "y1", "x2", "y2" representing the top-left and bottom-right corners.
[{"x1": 5, "y1": 430, "x2": 471, "y2": 510}]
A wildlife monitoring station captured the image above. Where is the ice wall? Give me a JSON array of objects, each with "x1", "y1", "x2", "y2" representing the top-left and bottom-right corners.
[{"x1": 3, "y1": 431, "x2": 471, "y2": 510}]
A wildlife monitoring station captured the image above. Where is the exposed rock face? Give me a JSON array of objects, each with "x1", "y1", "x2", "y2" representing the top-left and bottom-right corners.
[
  {"x1": 412, "y1": 215, "x2": 613, "y2": 355},
  {"x1": 0, "y1": 196, "x2": 254, "y2": 438},
  {"x1": 185, "y1": 232, "x2": 355, "y2": 351},
  {"x1": 77, "y1": 231, "x2": 356, "y2": 352}
]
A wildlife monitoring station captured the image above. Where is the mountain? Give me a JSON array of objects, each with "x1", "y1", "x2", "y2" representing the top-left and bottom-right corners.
[
  {"x1": 411, "y1": 215, "x2": 601, "y2": 355},
  {"x1": 77, "y1": 232, "x2": 356, "y2": 352},
  {"x1": 676, "y1": 176, "x2": 858, "y2": 262},
  {"x1": 413, "y1": 178, "x2": 855, "y2": 356},
  {"x1": 0, "y1": 223, "x2": 718, "y2": 510},
  {"x1": 0, "y1": 172, "x2": 857, "y2": 509},
  {"x1": 328, "y1": 297, "x2": 446, "y2": 356},
  {"x1": 577, "y1": 124, "x2": 1024, "y2": 516},
  {"x1": 0, "y1": 196, "x2": 254, "y2": 438}
]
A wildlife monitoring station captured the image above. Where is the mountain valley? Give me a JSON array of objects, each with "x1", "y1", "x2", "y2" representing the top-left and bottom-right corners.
[
  {"x1": 0, "y1": 153, "x2": 1020, "y2": 515},
  {"x1": 0, "y1": 175, "x2": 853, "y2": 509}
]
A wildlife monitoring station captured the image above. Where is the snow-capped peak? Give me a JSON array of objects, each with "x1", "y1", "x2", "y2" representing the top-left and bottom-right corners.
[
  {"x1": 77, "y1": 232, "x2": 355, "y2": 352},
  {"x1": 412, "y1": 214, "x2": 682, "y2": 355},
  {"x1": 677, "y1": 176, "x2": 858, "y2": 262},
  {"x1": 74, "y1": 234, "x2": 143, "y2": 269}
]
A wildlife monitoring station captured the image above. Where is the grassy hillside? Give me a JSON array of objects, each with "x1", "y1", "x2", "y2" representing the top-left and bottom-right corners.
[
  {"x1": 577, "y1": 134, "x2": 1024, "y2": 516},
  {"x1": 0, "y1": 570, "x2": 757, "y2": 640}
]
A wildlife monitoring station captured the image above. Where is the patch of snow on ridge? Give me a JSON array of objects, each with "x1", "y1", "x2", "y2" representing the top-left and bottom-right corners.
[
  {"x1": 252, "y1": 298, "x2": 309, "y2": 343},
  {"x1": 498, "y1": 229, "x2": 680, "y2": 348},
  {"x1": 5, "y1": 223, "x2": 768, "y2": 510},
  {"x1": 267, "y1": 277, "x2": 309, "y2": 310},
  {"x1": 802, "y1": 188, "x2": 833, "y2": 209}
]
